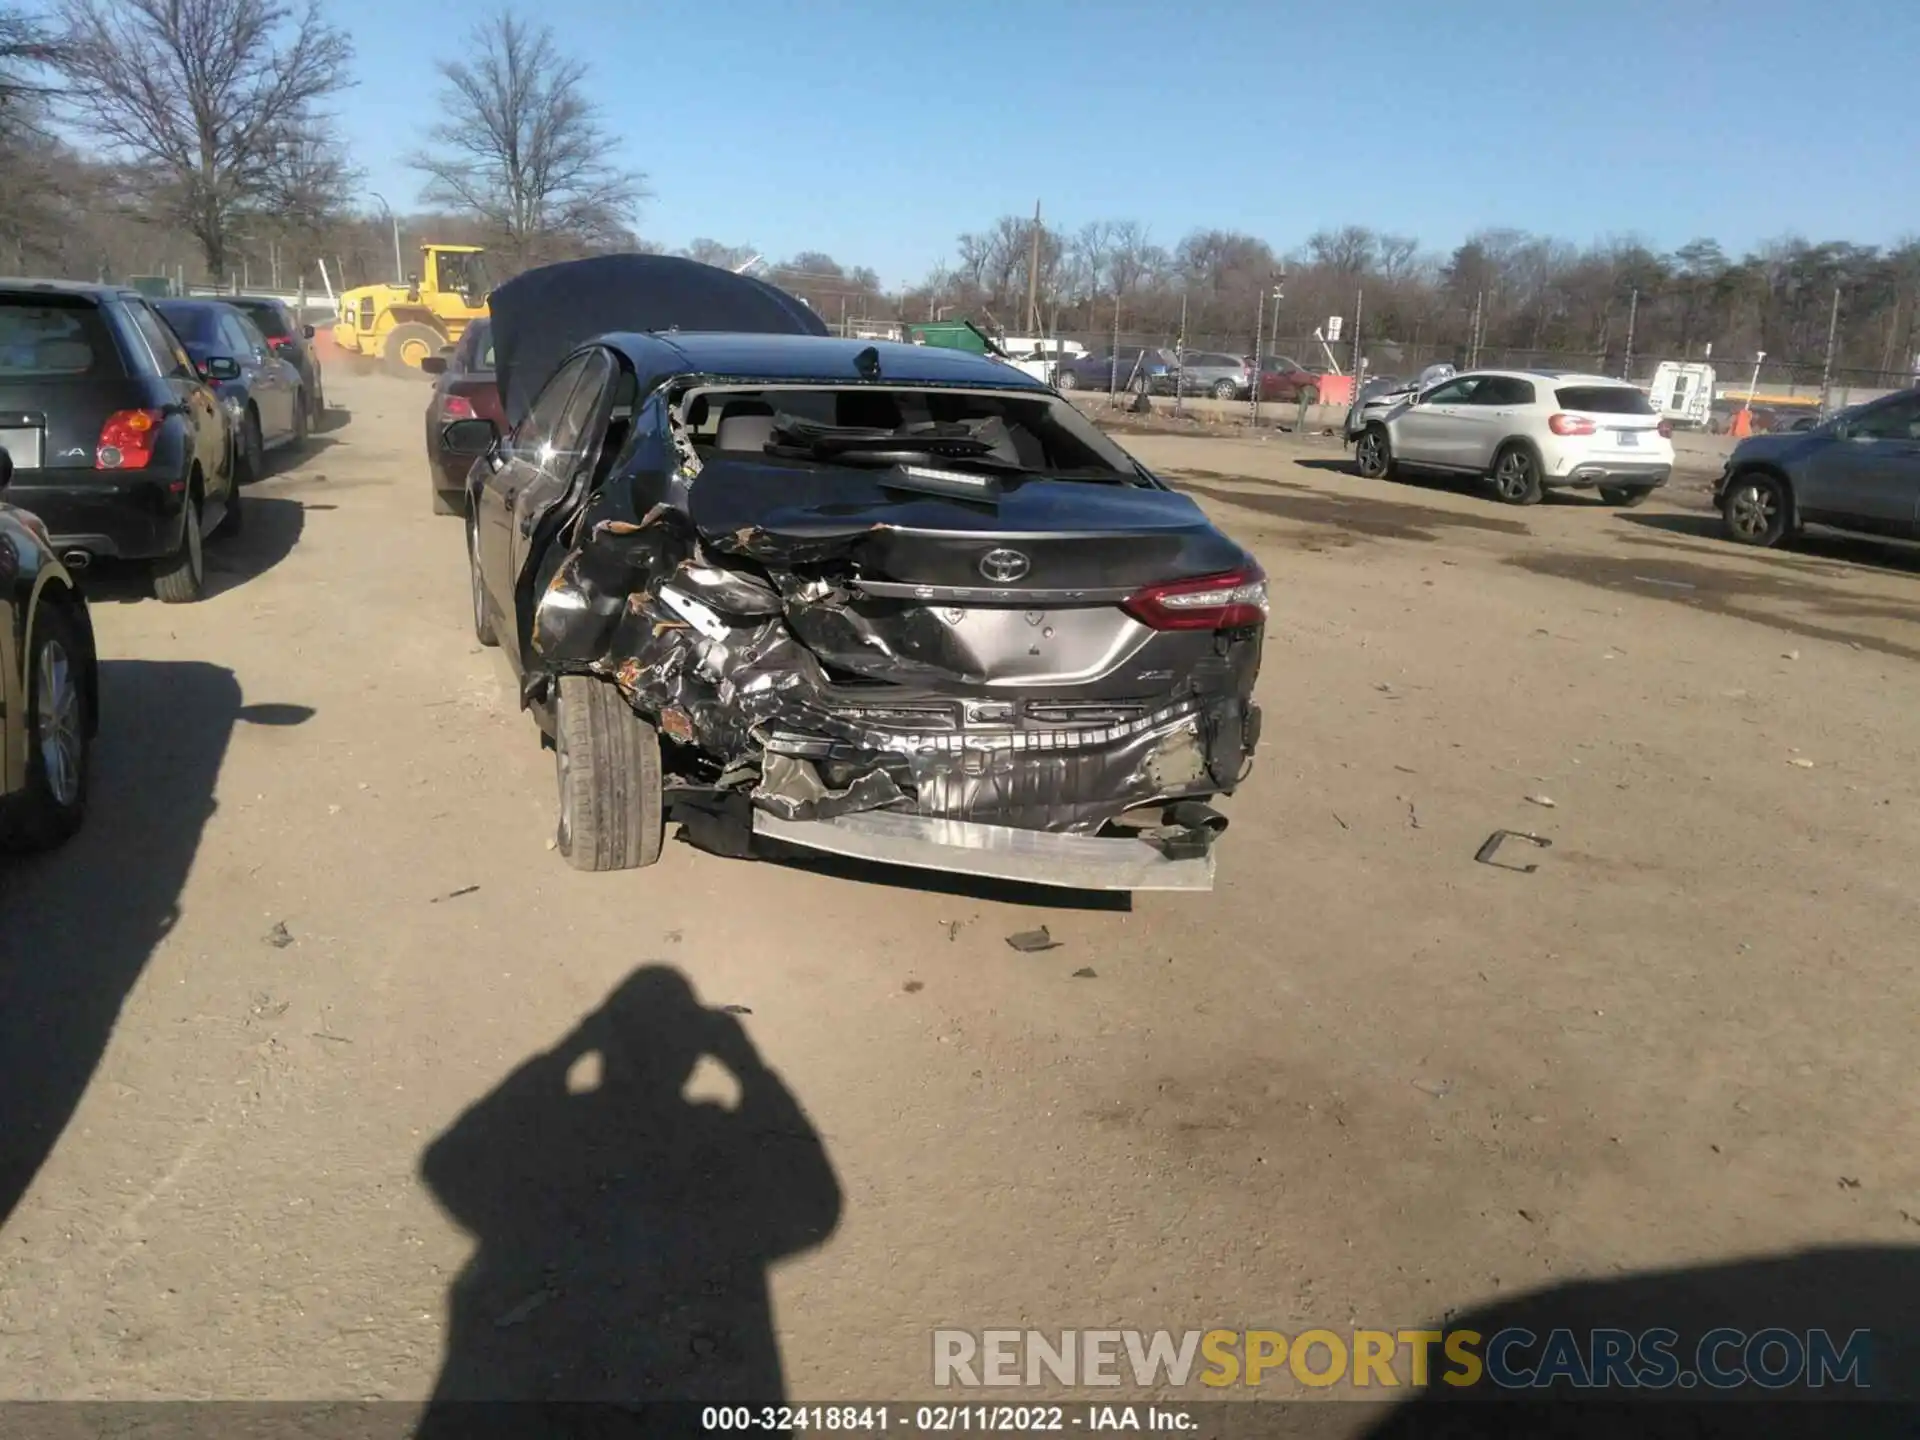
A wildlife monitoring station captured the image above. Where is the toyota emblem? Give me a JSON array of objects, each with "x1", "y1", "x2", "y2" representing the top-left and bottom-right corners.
[{"x1": 978, "y1": 548, "x2": 1031, "y2": 583}]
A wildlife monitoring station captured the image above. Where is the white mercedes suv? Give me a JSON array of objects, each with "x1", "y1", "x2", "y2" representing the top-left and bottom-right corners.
[{"x1": 1351, "y1": 370, "x2": 1674, "y2": 506}]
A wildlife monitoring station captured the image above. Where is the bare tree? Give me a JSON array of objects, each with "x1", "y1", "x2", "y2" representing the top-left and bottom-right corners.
[
  {"x1": 54, "y1": 0, "x2": 352, "y2": 280},
  {"x1": 409, "y1": 14, "x2": 646, "y2": 266}
]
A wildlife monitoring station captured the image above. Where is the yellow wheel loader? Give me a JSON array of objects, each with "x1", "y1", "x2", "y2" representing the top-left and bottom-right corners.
[{"x1": 333, "y1": 244, "x2": 490, "y2": 373}]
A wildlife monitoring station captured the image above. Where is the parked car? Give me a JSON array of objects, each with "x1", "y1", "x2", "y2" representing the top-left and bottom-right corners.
[
  {"x1": 447, "y1": 254, "x2": 1264, "y2": 891},
  {"x1": 0, "y1": 279, "x2": 238, "y2": 601},
  {"x1": 1175, "y1": 352, "x2": 1252, "y2": 400},
  {"x1": 1255, "y1": 355, "x2": 1322, "y2": 405},
  {"x1": 1053, "y1": 346, "x2": 1176, "y2": 394},
  {"x1": 1353, "y1": 369, "x2": 1675, "y2": 506},
  {"x1": 1715, "y1": 390, "x2": 1920, "y2": 547},
  {"x1": 420, "y1": 317, "x2": 502, "y2": 514},
  {"x1": 228, "y1": 295, "x2": 326, "y2": 424},
  {"x1": 0, "y1": 445, "x2": 97, "y2": 851},
  {"x1": 156, "y1": 299, "x2": 308, "y2": 477}
]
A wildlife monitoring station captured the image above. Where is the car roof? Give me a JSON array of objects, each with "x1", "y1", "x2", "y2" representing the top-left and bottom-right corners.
[
  {"x1": 593, "y1": 331, "x2": 1053, "y2": 394},
  {"x1": 0, "y1": 277, "x2": 130, "y2": 303},
  {"x1": 229, "y1": 295, "x2": 289, "y2": 310},
  {"x1": 1465, "y1": 368, "x2": 1635, "y2": 387}
]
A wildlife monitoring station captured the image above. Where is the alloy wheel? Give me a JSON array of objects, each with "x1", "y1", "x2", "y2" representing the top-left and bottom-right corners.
[{"x1": 36, "y1": 638, "x2": 82, "y2": 807}]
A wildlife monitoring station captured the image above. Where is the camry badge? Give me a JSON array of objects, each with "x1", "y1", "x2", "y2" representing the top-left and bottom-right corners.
[{"x1": 978, "y1": 548, "x2": 1031, "y2": 583}]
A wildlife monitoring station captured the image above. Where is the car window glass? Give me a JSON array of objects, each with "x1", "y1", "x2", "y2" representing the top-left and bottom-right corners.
[
  {"x1": 1423, "y1": 377, "x2": 1482, "y2": 405},
  {"x1": 1467, "y1": 377, "x2": 1533, "y2": 406},
  {"x1": 512, "y1": 351, "x2": 614, "y2": 468},
  {"x1": 233, "y1": 313, "x2": 271, "y2": 355},
  {"x1": 238, "y1": 301, "x2": 291, "y2": 339},
  {"x1": 125, "y1": 300, "x2": 193, "y2": 376},
  {"x1": 1849, "y1": 395, "x2": 1920, "y2": 441}
]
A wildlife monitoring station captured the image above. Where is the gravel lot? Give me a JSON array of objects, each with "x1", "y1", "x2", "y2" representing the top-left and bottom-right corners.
[{"x1": 2, "y1": 367, "x2": 1916, "y2": 1416}]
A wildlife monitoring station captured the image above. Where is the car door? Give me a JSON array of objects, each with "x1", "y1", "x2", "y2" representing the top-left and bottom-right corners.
[
  {"x1": 476, "y1": 351, "x2": 597, "y2": 647},
  {"x1": 1451, "y1": 375, "x2": 1534, "y2": 470},
  {"x1": 121, "y1": 297, "x2": 228, "y2": 489},
  {"x1": 507, "y1": 349, "x2": 618, "y2": 591},
  {"x1": 1796, "y1": 393, "x2": 1920, "y2": 536},
  {"x1": 1395, "y1": 375, "x2": 1484, "y2": 466},
  {"x1": 230, "y1": 312, "x2": 294, "y2": 440}
]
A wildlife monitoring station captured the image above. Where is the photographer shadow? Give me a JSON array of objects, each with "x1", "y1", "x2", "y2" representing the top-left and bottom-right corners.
[{"x1": 415, "y1": 966, "x2": 841, "y2": 1431}]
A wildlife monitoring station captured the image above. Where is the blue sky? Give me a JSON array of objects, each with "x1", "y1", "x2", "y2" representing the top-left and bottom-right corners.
[{"x1": 329, "y1": 0, "x2": 1917, "y2": 288}]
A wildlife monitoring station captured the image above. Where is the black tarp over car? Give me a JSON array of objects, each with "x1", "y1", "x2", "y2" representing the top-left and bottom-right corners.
[{"x1": 488, "y1": 254, "x2": 829, "y2": 425}]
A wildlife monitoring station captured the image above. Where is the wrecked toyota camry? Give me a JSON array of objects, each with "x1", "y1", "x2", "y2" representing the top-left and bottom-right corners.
[{"x1": 448, "y1": 255, "x2": 1266, "y2": 891}]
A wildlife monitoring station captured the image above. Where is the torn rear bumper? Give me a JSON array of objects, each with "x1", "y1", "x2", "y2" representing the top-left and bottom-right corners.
[{"x1": 752, "y1": 807, "x2": 1216, "y2": 892}]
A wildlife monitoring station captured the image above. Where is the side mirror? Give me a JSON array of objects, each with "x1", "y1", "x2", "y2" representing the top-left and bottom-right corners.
[
  {"x1": 202, "y1": 356, "x2": 242, "y2": 381},
  {"x1": 302, "y1": 323, "x2": 315, "y2": 339},
  {"x1": 420, "y1": 355, "x2": 448, "y2": 375},
  {"x1": 441, "y1": 417, "x2": 498, "y2": 457},
  {"x1": 0, "y1": 443, "x2": 12, "y2": 492}
]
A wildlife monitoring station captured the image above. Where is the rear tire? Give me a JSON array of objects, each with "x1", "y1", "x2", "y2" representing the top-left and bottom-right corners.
[
  {"x1": 236, "y1": 409, "x2": 264, "y2": 484},
  {"x1": 1054, "y1": 369, "x2": 1079, "y2": 391},
  {"x1": 1354, "y1": 423, "x2": 1395, "y2": 479},
  {"x1": 0, "y1": 600, "x2": 90, "y2": 853},
  {"x1": 153, "y1": 488, "x2": 207, "y2": 603},
  {"x1": 1599, "y1": 485, "x2": 1651, "y2": 508},
  {"x1": 1491, "y1": 443, "x2": 1543, "y2": 505},
  {"x1": 554, "y1": 674, "x2": 664, "y2": 872},
  {"x1": 1210, "y1": 379, "x2": 1238, "y2": 400}
]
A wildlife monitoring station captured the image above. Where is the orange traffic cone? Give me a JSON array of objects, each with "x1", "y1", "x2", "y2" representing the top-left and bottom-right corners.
[{"x1": 1731, "y1": 408, "x2": 1752, "y2": 439}]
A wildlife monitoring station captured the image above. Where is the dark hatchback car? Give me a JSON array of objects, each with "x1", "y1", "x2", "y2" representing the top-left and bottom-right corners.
[
  {"x1": 0, "y1": 280, "x2": 237, "y2": 602},
  {"x1": 0, "y1": 445, "x2": 98, "y2": 851},
  {"x1": 420, "y1": 317, "x2": 502, "y2": 514},
  {"x1": 156, "y1": 298, "x2": 307, "y2": 478},
  {"x1": 229, "y1": 295, "x2": 325, "y2": 424},
  {"x1": 1715, "y1": 388, "x2": 1920, "y2": 548},
  {"x1": 445, "y1": 255, "x2": 1265, "y2": 891}
]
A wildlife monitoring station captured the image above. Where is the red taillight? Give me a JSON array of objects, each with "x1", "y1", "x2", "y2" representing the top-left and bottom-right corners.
[
  {"x1": 266, "y1": 335, "x2": 291, "y2": 350},
  {"x1": 1657, "y1": 419, "x2": 1674, "y2": 438},
  {"x1": 97, "y1": 408, "x2": 164, "y2": 469},
  {"x1": 1123, "y1": 566, "x2": 1268, "y2": 631},
  {"x1": 1548, "y1": 413, "x2": 1596, "y2": 436},
  {"x1": 441, "y1": 394, "x2": 475, "y2": 420}
]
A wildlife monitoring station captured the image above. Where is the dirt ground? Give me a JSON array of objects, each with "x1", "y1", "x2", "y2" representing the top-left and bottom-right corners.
[{"x1": 3, "y1": 368, "x2": 1917, "y2": 1415}]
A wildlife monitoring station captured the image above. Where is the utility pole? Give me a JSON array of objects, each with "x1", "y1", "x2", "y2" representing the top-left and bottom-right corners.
[
  {"x1": 1622, "y1": 288, "x2": 1638, "y2": 380},
  {"x1": 1468, "y1": 291, "x2": 1483, "y2": 368},
  {"x1": 1109, "y1": 294, "x2": 1121, "y2": 401},
  {"x1": 1024, "y1": 199, "x2": 1042, "y2": 335},
  {"x1": 1350, "y1": 288, "x2": 1364, "y2": 381},
  {"x1": 1819, "y1": 286, "x2": 1841, "y2": 414}
]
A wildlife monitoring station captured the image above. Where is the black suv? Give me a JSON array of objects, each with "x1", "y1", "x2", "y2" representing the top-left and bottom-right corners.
[
  {"x1": 229, "y1": 295, "x2": 326, "y2": 424},
  {"x1": 0, "y1": 279, "x2": 239, "y2": 602}
]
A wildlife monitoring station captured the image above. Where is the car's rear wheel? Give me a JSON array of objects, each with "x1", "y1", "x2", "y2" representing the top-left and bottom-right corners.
[
  {"x1": 1722, "y1": 470, "x2": 1790, "y2": 547},
  {"x1": 434, "y1": 459, "x2": 462, "y2": 516},
  {"x1": 467, "y1": 514, "x2": 497, "y2": 645},
  {"x1": 1354, "y1": 424, "x2": 1395, "y2": 479},
  {"x1": 0, "y1": 601, "x2": 90, "y2": 853},
  {"x1": 1054, "y1": 369, "x2": 1079, "y2": 391},
  {"x1": 1491, "y1": 444, "x2": 1543, "y2": 505},
  {"x1": 1599, "y1": 485, "x2": 1651, "y2": 508},
  {"x1": 153, "y1": 488, "x2": 207, "y2": 603},
  {"x1": 1210, "y1": 379, "x2": 1238, "y2": 401},
  {"x1": 236, "y1": 408, "x2": 264, "y2": 484},
  {"x1": 554, "y1": 674, "x2": 664, "y2": 872}
]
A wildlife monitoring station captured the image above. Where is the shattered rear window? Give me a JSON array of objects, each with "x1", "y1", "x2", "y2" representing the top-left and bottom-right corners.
[{"x1": 680, "y1": 385, "x2": 1140, "y2": 480}]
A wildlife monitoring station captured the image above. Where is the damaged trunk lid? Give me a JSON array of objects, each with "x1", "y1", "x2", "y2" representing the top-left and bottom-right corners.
[{"x1": 691, "y1": 463, "x2": 1244, "y2": 594}]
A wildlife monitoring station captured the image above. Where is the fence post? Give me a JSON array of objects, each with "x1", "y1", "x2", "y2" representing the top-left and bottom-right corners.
[
  {"x1": 1174, "y1": 293, "x2": 1186, "y2": 419},
  {"x1": 1819, "y1": 287, "x2": 1841, "y2": 415},
  {"x1": 1250, "y1": 288, "x2": 1266, "y2": 428},
  {"x1": 1622, "y1": 288, "x2": 1638, "y2": 380}
]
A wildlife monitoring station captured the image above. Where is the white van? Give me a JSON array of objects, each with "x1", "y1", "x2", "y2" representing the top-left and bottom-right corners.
[{"x1": 1648, "y1": 361, "x2": 1715, "y2": 429}]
